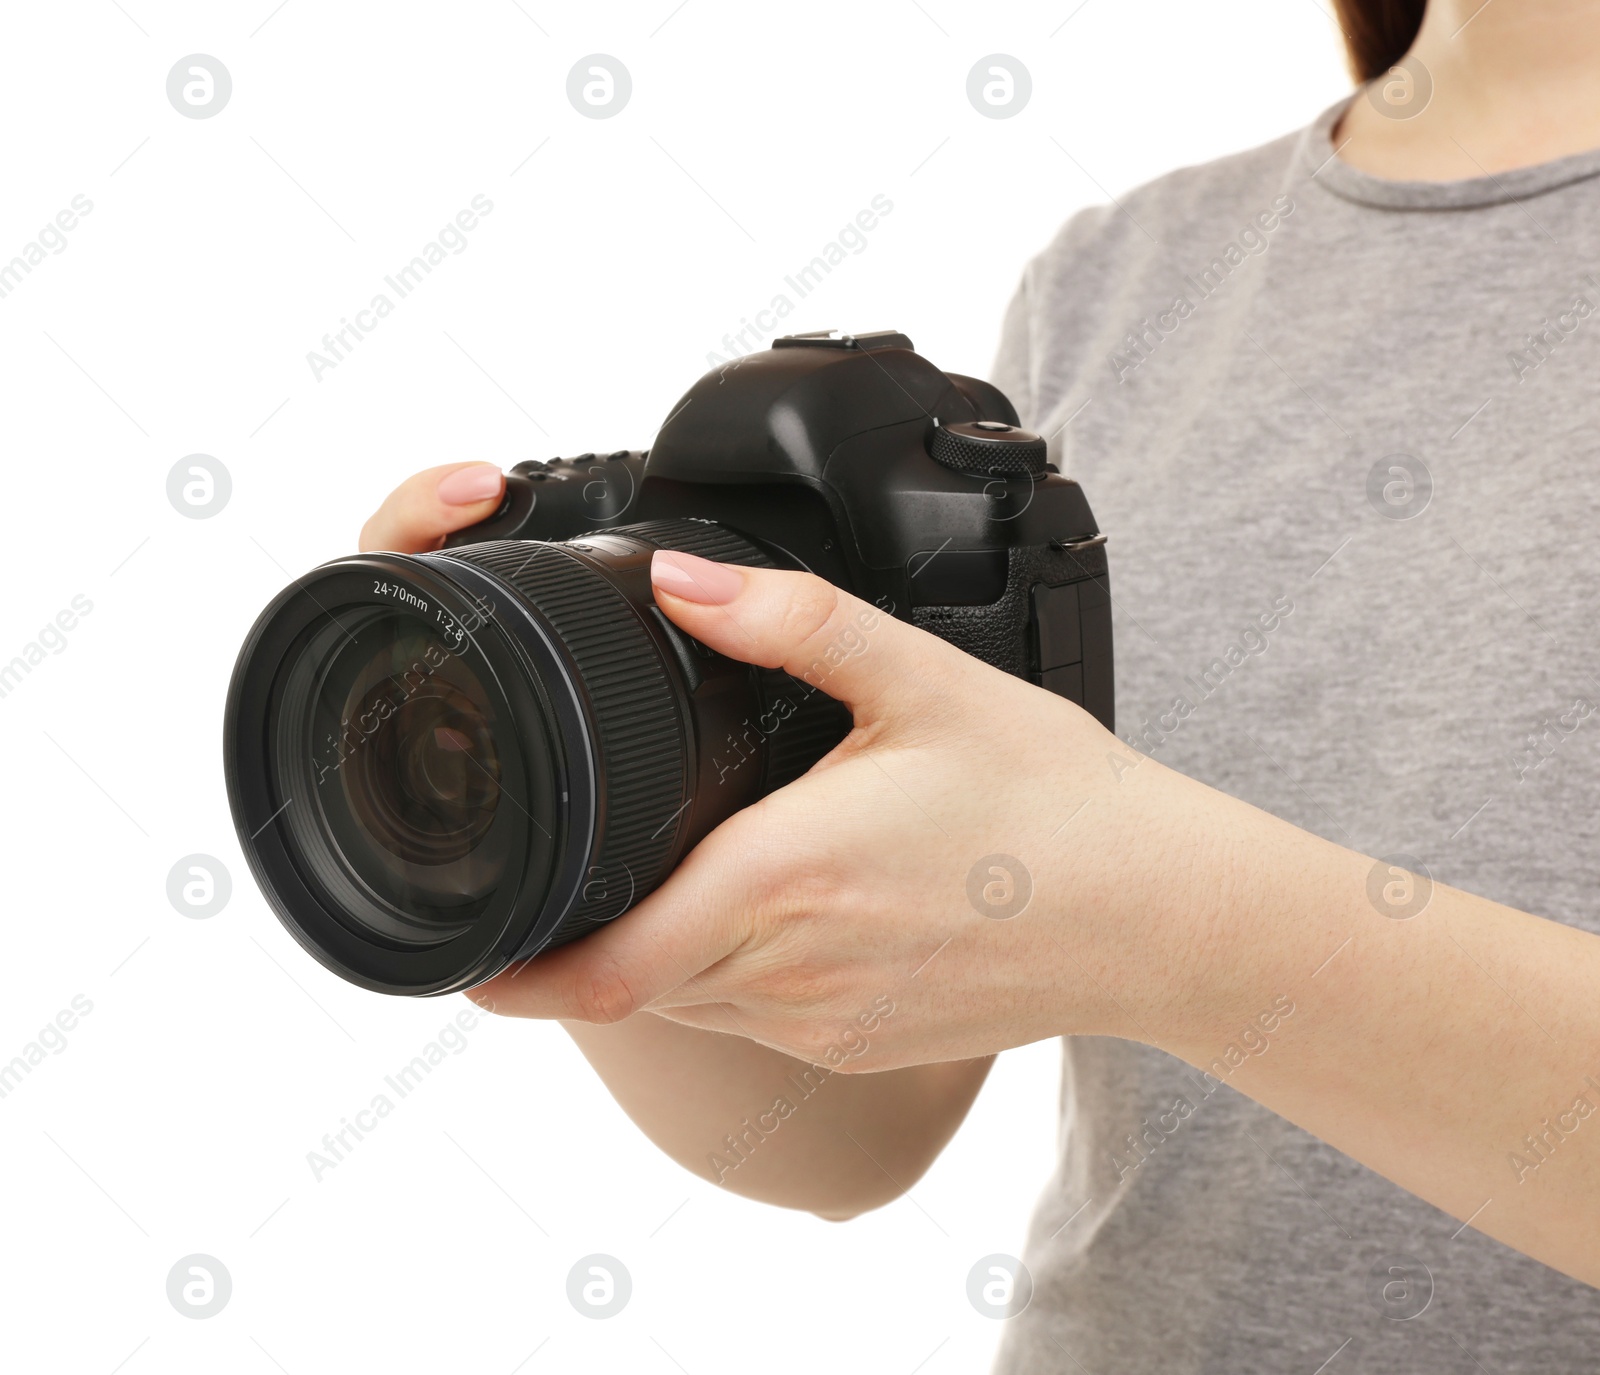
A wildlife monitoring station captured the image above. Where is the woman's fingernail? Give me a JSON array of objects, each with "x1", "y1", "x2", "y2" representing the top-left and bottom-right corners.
[
  {"x1": 437, "y1": 464, "x2": 504, "y2": 506},
  {"x1": 651, "y1": 550, "x2": 745, "y2": 605}
]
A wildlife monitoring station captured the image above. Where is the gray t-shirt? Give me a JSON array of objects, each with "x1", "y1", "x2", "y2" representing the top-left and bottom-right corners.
[{"x1": 990, "y1": 98, "x2": 1600, "y2": 1372}]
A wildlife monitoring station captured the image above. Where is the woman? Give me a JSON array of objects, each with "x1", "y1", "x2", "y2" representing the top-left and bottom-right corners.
[{"x1": 363, "y1": 0, "x2": 1600, "y2": 1367}]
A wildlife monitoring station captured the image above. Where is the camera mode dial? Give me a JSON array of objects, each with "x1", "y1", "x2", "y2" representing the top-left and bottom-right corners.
[{"x1": 929, "y1": 420, "x2": 1047, "y2": 477}]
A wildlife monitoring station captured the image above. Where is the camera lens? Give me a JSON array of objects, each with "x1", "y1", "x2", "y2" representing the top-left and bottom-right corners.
[
  {"x1": 224, "y1": 521, "x2": 849, "y2": 996},
  {"x1": 246, "y1": 587, "x2": 558, "y2": 978}
]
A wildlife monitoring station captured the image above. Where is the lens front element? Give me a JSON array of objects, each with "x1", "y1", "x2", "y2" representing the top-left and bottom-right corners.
[
  {"x1": 324, "y1": 610, "x2": 504, "y2": 884},
  {"x1": 343, "y1": 676, "x2": 501, "y2": 868},
  {"x1": 270, "y1": 605, "x2": 530, "y2": 947}
]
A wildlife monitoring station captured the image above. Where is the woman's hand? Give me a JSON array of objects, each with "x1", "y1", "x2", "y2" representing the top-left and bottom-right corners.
[
  {"x1": 358, "y1": 461, "x2": 1221, "y2": 1069},
  {"x1": 358, "y1": 464, "x2": 1002, "y2": 1217},
  {"x1": 475, "y1": 548, "x2": 1232, "y2": 1069}
]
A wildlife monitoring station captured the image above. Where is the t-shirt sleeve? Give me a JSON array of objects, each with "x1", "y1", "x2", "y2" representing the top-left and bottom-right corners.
[
  {"x1": 989, "y1": 265, "x2": 1037, "y2": 429},
  {"x1": 988, "y1": 203, "x2": 1115, "y2": 433}
]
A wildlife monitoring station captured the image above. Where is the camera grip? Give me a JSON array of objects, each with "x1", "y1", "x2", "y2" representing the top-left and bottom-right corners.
[{"x1": 913, "y1": 541, "x2": 1114, "y2": 732}]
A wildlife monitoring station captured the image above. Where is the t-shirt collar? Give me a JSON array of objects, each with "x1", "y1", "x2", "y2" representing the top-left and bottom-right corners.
[{"x1": 1300, "y1": 94, "x2": 1600, "y2": 211}]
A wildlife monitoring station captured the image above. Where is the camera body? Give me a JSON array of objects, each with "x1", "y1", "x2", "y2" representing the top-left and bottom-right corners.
[
  {"x1": 447, "y1": 329, "x2": 1113, "y2": 726},
  {"x1": 224, "y1": 330, "x2": 1113, "y2": 996}
]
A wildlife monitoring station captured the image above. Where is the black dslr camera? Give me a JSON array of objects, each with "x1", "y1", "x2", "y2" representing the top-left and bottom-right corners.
[{"x1": 224, "y1": 330, "x2": 1113, "y2": 995}]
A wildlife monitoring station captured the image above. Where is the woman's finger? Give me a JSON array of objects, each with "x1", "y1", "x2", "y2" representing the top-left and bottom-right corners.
[
  {"x1": 649, "y1": 551, "x2": 980, "y2": 730},
  {"x1": 358, "y1": 462, "x2": 505, "y2": 553}
]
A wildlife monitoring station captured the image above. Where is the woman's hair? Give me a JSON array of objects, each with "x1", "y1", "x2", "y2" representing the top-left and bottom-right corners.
[{"x1": 1331, "y1": 0, "x2": 1428, "y2": 80}]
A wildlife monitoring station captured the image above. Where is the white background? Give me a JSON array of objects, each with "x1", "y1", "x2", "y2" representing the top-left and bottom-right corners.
[{"x1": 0, "y1": 3, "x2": 1348, "y2": 1371}]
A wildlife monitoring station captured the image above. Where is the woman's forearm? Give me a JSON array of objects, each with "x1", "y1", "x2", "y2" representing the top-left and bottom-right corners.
[
  {"x1": 561, "y1": 1014, "x2": 993, "y2": 1218},
  {"x1": 1159, "y1": 766, "x2": 1600, "y2": 1285}
]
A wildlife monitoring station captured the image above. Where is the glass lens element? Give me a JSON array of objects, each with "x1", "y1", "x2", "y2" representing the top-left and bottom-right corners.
[
  {"x1": 273, "y1": 608, "x2": 523, "y2": 945},
  {"x1": 338, "y1": 645, "x2": 502, "y2": 869}
]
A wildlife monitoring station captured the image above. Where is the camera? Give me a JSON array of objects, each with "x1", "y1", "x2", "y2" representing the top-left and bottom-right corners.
[{"x1": 223, "y1": 330, "x2": 1113, "y2": 995}]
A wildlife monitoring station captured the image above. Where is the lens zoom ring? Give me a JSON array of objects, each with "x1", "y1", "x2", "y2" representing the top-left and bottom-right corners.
[{"x1": 447, "y1": 541, "x2": 687, "y2": 943}]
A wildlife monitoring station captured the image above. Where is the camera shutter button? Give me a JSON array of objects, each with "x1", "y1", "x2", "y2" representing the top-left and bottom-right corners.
[{"x1": 929, "y1": 420, "x2": 1047, "y2": 477}]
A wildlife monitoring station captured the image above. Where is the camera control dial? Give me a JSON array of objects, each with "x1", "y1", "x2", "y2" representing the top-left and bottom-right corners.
[{"x1": 929, "y1": 420, "x2": 1047, "y2": 477}]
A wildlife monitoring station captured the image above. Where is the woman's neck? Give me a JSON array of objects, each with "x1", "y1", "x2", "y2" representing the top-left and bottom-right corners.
[{"x1": 1334, "y1": 0, "x2": 1600, "y2": 179}]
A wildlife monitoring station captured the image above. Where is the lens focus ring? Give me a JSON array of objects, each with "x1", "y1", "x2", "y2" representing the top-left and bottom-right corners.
[{"x1": 443, "y1": 540, "x2": 689, "y2": 945}]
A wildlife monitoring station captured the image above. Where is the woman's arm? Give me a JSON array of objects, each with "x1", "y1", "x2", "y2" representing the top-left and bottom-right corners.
[{"x1": 475, "y1": 550, "x2": 1600, "y2": 1288}]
